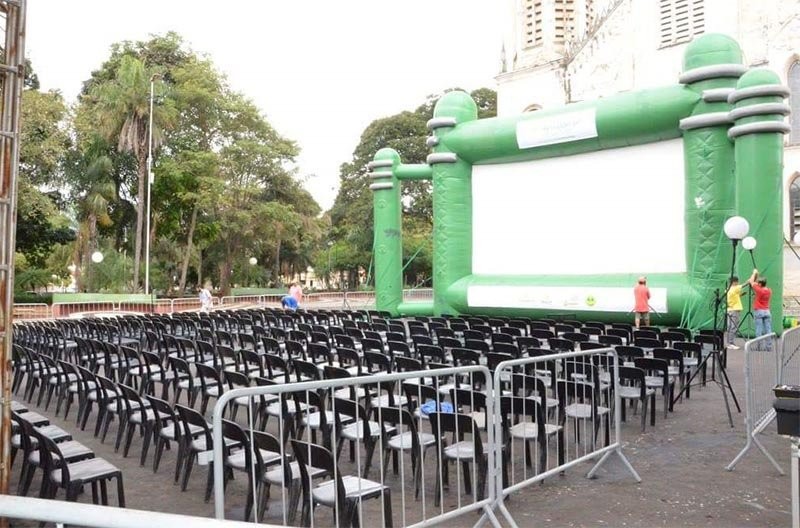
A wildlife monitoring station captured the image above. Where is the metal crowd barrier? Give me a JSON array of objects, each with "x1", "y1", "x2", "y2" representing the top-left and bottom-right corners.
[
  {"x1": 490, "y1": 349, "x2": 641, "y2": 527},
  {"x1": 726, "y1": 333, "x2": 783, "y2": 473},
  {"x1": 212, "y1": 365, "x2": 502, "y2": 528},
  {"x1": 781, "y1": 326, "x2": 800, "y2": 386},
  {"x1": 402, "y1": 289, "x2": 433, "y2": 302},
  {"x1": 11, "y1": 302, "x2": 50, "y2": 320},
  {"x1": 0, "y1": 495, "x2": 271, "y2": 527}
]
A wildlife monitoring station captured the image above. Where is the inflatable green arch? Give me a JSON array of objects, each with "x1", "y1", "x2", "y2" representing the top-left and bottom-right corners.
[{"x1": 369, "y1": 34, "x2": 790, "y2": 330}]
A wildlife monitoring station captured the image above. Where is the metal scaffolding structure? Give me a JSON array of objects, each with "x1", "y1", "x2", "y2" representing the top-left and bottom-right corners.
[{"x1": 0, "y1": 0, "x2": 26, "y2": 499}]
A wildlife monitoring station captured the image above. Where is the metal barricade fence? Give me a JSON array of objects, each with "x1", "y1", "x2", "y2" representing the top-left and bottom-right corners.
[
  {"x1": 221, "y1": 295, "x2": 263, "y2": 307},
  {"x1": 171, "y1": 297, "x2": 220, "y2": 313},
  {"x1": 0, "y1": 495, "x2": 273, "y2": 527},
  {"x1": 212, "y1": 365, "x2": 503, "y2": 528},
  {"x1": 51, "y1": 301, "x2": 118, "y2": 318},
  {"x1": 402, "y1": 289, "x2": 433, "y2": 302},
  {"x1": 303, "y1": 292, "x2": 347, "y2": 309},
  {"x1": 490, "y1": 349, "x2": 640, "y2": 528},
  {"x1": 343, "y1": 291, "x2": 376, "y2": 311},
  {"x1": 12, "y1": 303, "x2": 50, "y2": 320},
  {"x1": 781, "y1": 326, "x2": 800, "y2": 386},
  {"x1": 726, "y1": 333, "x2": 783, "y2": 473}
]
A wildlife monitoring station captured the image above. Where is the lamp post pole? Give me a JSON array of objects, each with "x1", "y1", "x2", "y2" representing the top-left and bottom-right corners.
[{"x1": 145, "y1": 74, "x2": 158, "y2": 297}]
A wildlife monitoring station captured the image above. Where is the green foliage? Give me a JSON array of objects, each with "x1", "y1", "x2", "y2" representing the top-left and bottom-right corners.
[
  {"x1": 329, "y1": 88, "x2": 497, "y2": 286},
  {"x1": 14, "y1": 291, "x2": 53, "y2": 304}
]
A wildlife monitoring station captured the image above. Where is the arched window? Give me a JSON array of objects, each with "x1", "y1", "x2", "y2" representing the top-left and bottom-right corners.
[
  {"x1": 790, "y1": 174, "x2": 800, "y2": 239},
  {"x1": 789, "y1": 60, "x2": 800, "y2": 145},
  {"x1": 524, "y1": 103, "x2": 542, "y2": 113}
]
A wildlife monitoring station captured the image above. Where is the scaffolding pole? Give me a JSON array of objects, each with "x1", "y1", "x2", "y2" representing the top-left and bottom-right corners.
[{"x1": 0, "y1": 0, "x2": 26, "y2": 509}]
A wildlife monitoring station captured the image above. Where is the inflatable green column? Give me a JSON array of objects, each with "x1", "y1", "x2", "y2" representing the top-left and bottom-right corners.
[
  {"x1": 428, "y1": 92, "x2": 478, "y2": 315},
  {"x1": 368, "y1": 148, "x2": 403, "y2": 316},
  {"x1": 729, "y1": 70, "x2": 791, "y2": 335},
  {"x1": 678, "y1": 34, "x2": 745, "y2": 329}
]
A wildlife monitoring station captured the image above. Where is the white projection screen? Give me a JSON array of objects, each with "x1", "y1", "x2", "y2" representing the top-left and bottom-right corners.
[{"x1": 471, "y1": 139, "x2": 686, "y2": 275}]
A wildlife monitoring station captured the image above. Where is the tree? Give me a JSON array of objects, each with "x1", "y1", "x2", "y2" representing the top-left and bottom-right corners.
[
  {"x1": 328, "y1": 88, "x2": 497, "y2": 286},
  {"x1": 86, "y1": 54, "x2": 176, "y2": 290},
  {"x1": 16, "y1": 86, "x2": 73, "y2": 268}
]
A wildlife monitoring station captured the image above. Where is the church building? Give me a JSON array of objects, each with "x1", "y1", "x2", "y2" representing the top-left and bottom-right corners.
[{"x1": 496, "y1": 0, "x2": 800, "y2": 241}]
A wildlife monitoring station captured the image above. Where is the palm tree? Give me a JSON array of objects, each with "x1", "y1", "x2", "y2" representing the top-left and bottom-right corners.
[
  {"x1": 76, "y1": 156, "x2": 116, "y2": 290},
  {"x1": 89, "y1": 55, "x2": 172, "y2": 289}
]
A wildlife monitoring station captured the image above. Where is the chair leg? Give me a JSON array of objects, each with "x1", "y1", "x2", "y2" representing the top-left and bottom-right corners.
[
  {"x1": 204, "y1": 463, "x2": 214, "y2": 503},
  {"x1": 100, "y1": 480, "x2": 109, "y2": 505},
  {"x1": 153, "y1": 436, "x2": 166, "y2": 473},
  {"x1": 114, "y1": 414, "x2": 128, "y2": 452},
  {"x1": 640, "y1": 398, "x2": 647, "y2": 432},
  {"x1": 181, "y1": 452, "x2": 195, "y2": 491},
  {"x1": 122, "y1": 422, "x2": 137, "y2": 457},
  {"x1": 650, "y1": 393, "x2": 656, "y2": 426},
  {"x1": 382, "y1": 490, "x2": 393, "y2": 528},
  {"x1": 140, "y1": 422, "x2": 153, "y2": 466},
  {"x1": 174, "y1": 440, "x2": 185, "y2": 483},
  {"x1": 117, "y1": 474, "x2": 126, "y2": 507},
  {"x1": 461, "y1": 460, "x2": 472, "y2": 496}
]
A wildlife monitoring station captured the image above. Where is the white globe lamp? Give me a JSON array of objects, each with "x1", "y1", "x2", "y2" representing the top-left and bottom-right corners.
[
  {"x1": 249, "y1": 257, "x2": 257, "y2": 266},
  {"x1": 723, "y1": 216, "x2": 749, "y2": 241},
  {"x1": 91, "y1": 251, "x2": 104, "y2": 264},
  {"x1": 741, "y1": 237, "x2": 757, "y2": 251}
]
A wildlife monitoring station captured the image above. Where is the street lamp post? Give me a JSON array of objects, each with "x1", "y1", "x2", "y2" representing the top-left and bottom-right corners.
[{"x1": 145, "y1": 73, "x2": 160, "y2": 297}]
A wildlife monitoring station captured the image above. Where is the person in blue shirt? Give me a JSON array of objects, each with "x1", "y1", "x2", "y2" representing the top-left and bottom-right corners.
[{"x1": 281, "y1": 295, "x2": 298, "y2": 311}]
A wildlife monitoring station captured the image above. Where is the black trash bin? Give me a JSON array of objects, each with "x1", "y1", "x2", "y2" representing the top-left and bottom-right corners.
[{"x1": 773, "y1": 385, "x2": 800, "y2": 437}]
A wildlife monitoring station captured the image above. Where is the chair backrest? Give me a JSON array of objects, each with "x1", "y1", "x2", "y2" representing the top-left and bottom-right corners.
[
  {"x1": 548, "y1": 337, "x2": 574, "y2": 352},
  {"x1": 307, "y1": 342, "x2": 330, "y2": 364},
  {"x1": 499, "y1": 396, "x2": 546, "y2": 436},
  {"x1": 659, "y1": 331, "x2": 686, "y2": 347},
  {"x1": 428, "y1": 412, "x2": 484, "y2": 456},
  {"x1": 492, "y1": 342, "x2": 520, "y2": 358},
  {"x1": 633, "y1": 357, "x2": 669, "y2": 387},
  {"x1": 563, "y1": 332, "x2": 590, "y2": 343},
  {"x1": 387, "y1": 340, "x2": 411, "y2": 358},
  {"x1": 667, "y1": 327, "x2": 693, "y2": 341},
  {"x1": 290, "y1": 440, "x2": 347, "y2": 525},
  {"x1": 195, "y1": 362, "x2": 222, "y2": 392},
  {"x1": 652, "y1": 347, "x2": 683, "y2": 367},
  {"x1": 146, "y1": 395, "x2": 178, "y2": 437},
  {"x1": 176, "y1": 404, "x2": 213, "y2": 448},
  {"x1": 364, "y1": 351, "x2": 392, "y2": 373},
  {"x1": 393, "y1": 356, "x2": 422, "y2": 374},
  {"x1": 579, "y1": 341, "x2": 606, "y2": 351},
  {"x1": 451, "y1": 348, "x2": 480, "y2": 367},
  {"x1": 605, "y1": 328, "x2": 630, "y2": 344},
  {"x1": 119, "y1": 383, "x2": 149, "y2": 422},
  {"x1": 615, "y1": 345, "x2": 645, "y2": 363},
  {"x1": 418, "y1": 345, "x2": 445, "y2": 366},
  {"x1": 293, "y1": 359, "x2": 321, "y2": 382},
  {"x1": 598, "y1": 334, "x2": 623, "y2": 346},
  {"x1": 464, "y1": 339, "x2": 490, "y2": 354},
  {"x1": 634, "y1": 337, "x2": 662, "y2": 349},
  {"x1": 618, "y1": 366, "x2": 647, "y2": 399}
]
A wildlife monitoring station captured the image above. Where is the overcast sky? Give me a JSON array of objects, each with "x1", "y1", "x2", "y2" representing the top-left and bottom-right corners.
[{"x1": 26, "y1": 1, "x2": 505, "y2": 210}]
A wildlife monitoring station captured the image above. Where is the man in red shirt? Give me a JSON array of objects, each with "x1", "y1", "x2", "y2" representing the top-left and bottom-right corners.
[
  {"x1": 633, "y1": 276, "x2": 651, "y2": 328},
  {"x1": 748, "y1": 269, "x2": 772, "y2": 347}
]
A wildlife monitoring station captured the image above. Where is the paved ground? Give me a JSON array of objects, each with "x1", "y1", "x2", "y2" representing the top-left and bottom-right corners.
[{"x1": 6, "y1": 342, "x2": 796, "y2": 528}]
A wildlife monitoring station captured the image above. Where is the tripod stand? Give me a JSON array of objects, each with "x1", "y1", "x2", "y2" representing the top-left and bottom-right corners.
[{"x1": 671, "y1": 287, "x2": 740, "y2": 427}]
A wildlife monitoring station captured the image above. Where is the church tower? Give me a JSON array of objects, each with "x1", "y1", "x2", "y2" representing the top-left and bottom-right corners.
[
  {"x1": 497, "y1": 0, "x2": 601, "y2": 115},
  {"x1": 508, "y1": 0, "x2": 595, "y2": 70}
]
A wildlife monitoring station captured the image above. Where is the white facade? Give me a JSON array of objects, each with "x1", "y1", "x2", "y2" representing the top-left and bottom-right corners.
[{"x1": 497, "y1": 0, "x2": 800, "y2": 244}]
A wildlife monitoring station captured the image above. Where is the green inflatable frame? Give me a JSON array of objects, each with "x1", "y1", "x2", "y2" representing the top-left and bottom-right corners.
[{"x1": 369, "y1": 34, "x2": 790, "y2": 330}]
